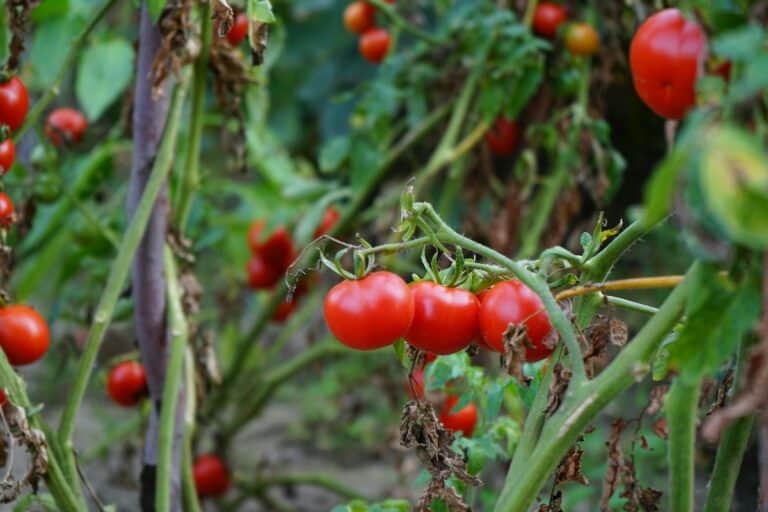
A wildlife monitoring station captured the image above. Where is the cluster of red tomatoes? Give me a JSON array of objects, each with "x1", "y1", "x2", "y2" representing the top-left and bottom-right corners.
[
  {"x1": 324, "y1": 271, "x2": 555, "y2": 359},
  {"x1": 343, "y1": 1, "x2": 396, "y2": 64},
  {"x1": 532, "y1": 2, "x2": 600, "y2": 56},
  {"x1": 247, "y1": 206, "x2": 339, "y2": 322}
]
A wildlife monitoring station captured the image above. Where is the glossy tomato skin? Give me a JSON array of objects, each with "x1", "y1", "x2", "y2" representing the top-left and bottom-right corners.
[
  {"x1": 324, "y1": 271, "x2": 414, "y2": 350},
  {"x1": 193, "y1": 454, "x2": 230, "y2": 498},
  {"x1": 0, "y1": 305, "x2": 50, "y2": 365},
  {"x1": 0, "y1": 192, "x2": 13, "y2": 227},
  {"x1": 485, "y1": 118, "x2": 519, "y2": 156},
  {"x1": 45, "y1": 108, "x2": 88, "y2": 146},
  {"x1": 439, "y1": 396, "x2": 477, "y2": 437},
  {"x1": 479, "y1": 280, "x2": 555, "y2": 362},
  {"x1": 313, "y1": 206, "x2": 340, "y2": 238},
  {"x1": 246, "y1": 254, "x2": 281, "y2": 289},
  {"x1": 629, "y1": 8, "x2": 707, "y2": 120},
  {"x1": 359, "y1": 28, "x2": 391, "y2": 63},
  {"x1": 533, "y1": 2, "x2": 567, "y2": 39},
  {"x1": 248, "y1": 221, "x2": 295, "y2": 272},
  {"x1": 405, "y1": 282, "x2": 479, "y2": 355},
  {"x1": 565, "y1": 22, "x2": 600, "y2": 56},
  {"x1": 107, "y1": 361, "x2": 148, "y2": 407},
  {"x1": 227, "y1": 13, "x2": 249, "y2": 45},
  {"x1": 0, "y1": 77, "x2": 29, "y2": 132},
  {"x1": 344, "y1": 1, "x2": 375, "y2": 34},
  {"x1": 0, "y1": 139, "x2": 14, "y2": 174}
]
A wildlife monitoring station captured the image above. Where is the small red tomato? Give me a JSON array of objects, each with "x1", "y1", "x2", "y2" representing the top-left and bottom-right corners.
[
  {"x1": 0, "y1": 139, "x2": 14, "y2": 175},
  {"x1": 324, "y1": 271, "x2": 414, "y2": 350},
  {"x1": 479, "y1": 280, "x2": 555, "y2": 362},
  {"x1": 313, "y1": 206, "x2": 341, "y2": 238},
  {"x1": 248, "y1": 221, "x2": 295, "y2": 273},
  {"x1": 0, "y1": 389, "x2": 6, "y2": 406},
  {"x1": 485, "y1": 117, "x2": 519, "y2": 156},
  {"x1": 0, "y1": 305, "x2": 50, "y2": 366},
  {"x1": 246, "y1": 254, "x2": 281, "y2": 289},
  {"x1": 405, "y1": 282, "x2": 479, "y2": 355},
  {"x1": 45, "y1": 108, "x2": 88, "y2": 146},
  {"x1": 359, "y1": 27, "x2": 391, "y2": 64},
  {"x1": 107, "y1": 361, "x2": 148, "y2": 407},
  {"x1": 344, "y1": 1, "x2": 375, "y2": 34},
  {"x1": 0, "y1": 192, "x2": 13, "y2": 227},
  {"x1": 193, "y1": 454, "x2": 230, "y2": 498},
  {"x1": 533, "y1": 2, "x2": 567, "y2": 39},
  {"x1": 272, "y1": 297, "x2": 296, "y2": 323},
  {"x1": 0, "y1": 77, "x2": 29, "y2": 132},
  {"x1": 439, "y1": 396, "x2": 477, "y2": 437},
  {"x1": 565, "y1": 22, "x2": 600, "y2": 56},
  {"x1": 226, "y1": 12, "x2": 249, "y2": 45},
  {"x1": 629, "y1": 8, "x2": 707, "y2": 120}
]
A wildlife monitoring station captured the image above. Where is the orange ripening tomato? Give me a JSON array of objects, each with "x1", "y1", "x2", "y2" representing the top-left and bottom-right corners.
[
  {"x1": 344, "y1": 1, "x2": 376, "y2": 34},
  {"x1": 565, "y1": 22, "x2": 600, "y2": 56},
  {"x1": 359, "y1": 27, "x2": 391, "y2": 63}
]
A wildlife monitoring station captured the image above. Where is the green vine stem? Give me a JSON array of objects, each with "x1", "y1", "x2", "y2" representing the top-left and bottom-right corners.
[
  {"x1": 703, "y1": 341, "x2": 753, "y2": 512},
  {"x1": 12, "y1": 0, "x2": 119, "y2": 142},
  {"x1": 182, "y1": 427, "x2": 202, "y2": 512},
  {"x1": 665, "y1": 377, "x2": 702, "y2": 512},
  {"x1": 604, "y1": 295, "x2": 659, "y2": 315},
  {"x1": 523, "y1": 0, "x2": 540, "y2": 28},
  {"x1": 57, "y1": 82, "x2": 188, "y2": 483},
  {"x1": 494, "y1": 262, "x2": 697, "y2": 511},
  {"x1": 218, "y1": 103, "x2": 452, "y2": 391},
  {"x1": 156, "y1": 245, "x2": 190, "y2": 512},
  {"x1": 173, "y1": 0, "x2": 212, "y2": 231}
]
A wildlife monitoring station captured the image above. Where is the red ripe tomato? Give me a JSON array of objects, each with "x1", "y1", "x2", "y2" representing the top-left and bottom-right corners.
[
  {"x1": 533, "y1": 2, "x2": 567, "y2": 39},
  {"x1": 565, "y1": 22, "x2": 600, "y2": 56},
  {"x1": 344, "y1": 1, "x2": 375, "y2": 34},
  {"x1": 272, "y1": 297, "x2": 296, "y2": 323},
  {"x1": 359, "y1": 27, "x2": 391, "y2": 64},
  {"x1": 0, "y1": 305, "x2": 50, "y2": 365},
  {"x1": 0, "y1": 139, "x2": 14, "y2": 175},
  {"x1": 479, "y1": 280, "x2": 555, "y2": 362},
  {"x1": 226, "y1": 12, "x2": 249, "y2": 45},
  {"x1": 0, "y1": 77, "x2": 29, "y2": 132},
  {"x1": 193, "y1": 454, "x2": 230, "y2": 498},
  {"x1": 313, "y1": 206, "x2": 341, "y2": 238},
  {"x1": 439, "y1": 396, "x2": 477, "y2": 437},
  {"x1": 246, "y1": 254, "x2": 281, "y2": 289},
  {"x1": 629, "y1": 9, "x2": 707, "y2": 120},
  {"x1": 248, "y1": 221, "x2": 295, "y2": 272},
  {"x1": 405, "y1": 282, "x2": 479, "y2": 355},
  {"x1": 485, "y1": 117, "x2": 519, "y2": 156},
  {"x1": 107, "y1": 361, "x2": 148, "y2": 407},
  {"x1": 45, "y1": 108, "x2": 88, "y2": 146},
  {"x1": 0, "y1": 192, "x2": 13, "y2": 227},
  {"x1": 324, "y1": 271, "x2": 414, "y2": 350}
]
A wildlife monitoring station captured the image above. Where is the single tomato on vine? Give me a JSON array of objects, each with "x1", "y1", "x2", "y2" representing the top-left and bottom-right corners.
[
  {"x1": 0, "y1": 192, "x2": 14, "y2": 227},
  {"x1": 405, "y1": 282, "x2": 479, "y2": 355},
  {"x1": 246, "y1": 254, "x2": 281, "y2": 289},
  {"x1": 344, "y1": 1, "x2": 375, "y2": 34},
  {"x1": 439, "y1": 396, "x2": 477, "y2": 437},
  {"x1": 0, "y1": 139, "x2": 14, "y2": 174},
  {"x1": 272, "y1": 297, "x2": 296, "y2": 323},
  {"x1": 0, "y1": 305, "x2": 50, "y2": 365},
  {"x1": 479, "y1": 280, "x2": 556, "y2": 362},
  {"x1": 45, "y1": 108, "x2": 88, "y2": 146},
  {"x1": 0, "y1": 77, "x2": 29, "y2": 132},
  {"x1": 107, "y1": 361, "x2": 148, "y2": 407},
  {"x1": 193, "y1": 454, "x2": 230, "y2": 498},
  {"x1": 324, "y1": 271, "x2": 414, "y2": 350},
  {"x1": 485, "y1": 117, "x2": 519, "y2": 156},
  {"x1": 248, "y1": 221, "x2": 295, "y2": 272},
  {"x1": 532, "y1": 2, "x2": 567, "y2": 39},
  {"x1": 359, "y1": 27, "x2": 391, "y2": 64},
  {"x1": 565, "y1": 22, "x2": 600, "y2": 56},
  {"x1": 629, "y1": 8, "x2": 707, "y2": 120},
  {"x1": 226, "y1": 12, "x2": 249, "y2": 45}
]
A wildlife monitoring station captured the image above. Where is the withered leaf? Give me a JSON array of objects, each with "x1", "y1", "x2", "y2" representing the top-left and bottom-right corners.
[
  {"x1": 600, "y1": 418, "x2": 625, "y2": 511},
  {"x1": 501, "y1": 324, "x2": 531, "y2": 385},
  {"x1": 555, "y1": 445, "x2": 588, "y2": 485},
  {"x1": 545, "y1": 363, "x2": 572, "y2": 417},
  {"x1": 637, "y1": 486, "x2": 662, "y2": 511},
  {"x1": 249, "y1": 22, "x2": 269, "y2": 66},
  {"x1": 645, "y1": 385, "x2": 669, "y2": 416},
  {"x1": 212, "y1": 0, "x2": 234, "y2": 37},
  {"x1": 151, "y1": 0, "x2": 195, "y2": 96},
  {"x1": 652, "y1": 418, "x2": 668, "y2": 440}
]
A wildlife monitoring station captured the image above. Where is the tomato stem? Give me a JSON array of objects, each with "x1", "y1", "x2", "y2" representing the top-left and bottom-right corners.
[
  {"x1": 555, "y1": 275, "x2": 686, "y2": 301},
  {"x1": 665, "y1": 376, "x2": 702, "y2": 512}
]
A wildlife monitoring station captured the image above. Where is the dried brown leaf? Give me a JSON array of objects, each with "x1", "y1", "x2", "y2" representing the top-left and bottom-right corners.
[
  {"x1": 600, "y1": 418, "x2": 625, "y2": 511},
  {"x1": 652, "y1": 418, "x2": 668, "y2": 440},
  {"x1": 555, "y1": 445, "x2": 588, "y2": 485},
  {"x1": 645, "y1": 385, "x2": 668, "y2": 416},
  {"x1": 249, "y1": 22, "x2": 269, "y2": 66},
  {"x1": 501, "y1": 324, "x2": 531, "y2": 385},
  {"x1": 4, "y1": 1, "x2": 40, "y2": 73},
  {"x1": 150, "y1": 0, "x2": 195, "y2": 96},
  {"x1": 545, "y1": 363, "x2": 572, "y2": 417},
  {"x1": 212, "y1": 0, "x2": 234, "y2": 37}
]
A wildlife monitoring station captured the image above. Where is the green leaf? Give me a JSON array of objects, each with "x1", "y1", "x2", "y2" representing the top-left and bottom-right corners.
[
  {"x1": 248, "y1": 0, "x2": 276, "y2": 23},
  {"x1": 319, "y1": 136, "x2": 350, "y2": 174},
  {"x1": 712, "y1": 24, "x2": 764, "y2": 60},
  {"x1": 32, "y1": 0, "x2": 70, "y2": 21},
  {"x1": 148, "y1": 0, "x2": 167, "y2": 22},
  {"x1": 29, "y1": 18, "x2": 84, "y2": 88},
  {"x1": 392, "y1": 339, "x2": 408, "y2": 368},
  {"x1": 76, "y1": 39, "x2": 135, "y2": 120}
]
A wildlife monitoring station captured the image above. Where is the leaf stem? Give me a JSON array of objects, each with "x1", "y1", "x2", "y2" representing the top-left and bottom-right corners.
[{"x1": 556, "y1": 275, "x2": 685, "y2": 301}]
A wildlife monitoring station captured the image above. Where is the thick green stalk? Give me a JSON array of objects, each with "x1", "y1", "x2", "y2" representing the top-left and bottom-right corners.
[
  {"x1": 583, "y1": 220, "x2": 650, "y2": 281},
  {"x1": 13, "y1": 0, "x2": 119, "y2": 141},
  {"x1": 174, "y1": 0, "x2": 212, "y2": 231},
  {"x1": 703, "y1": 415, "x2": 753, "y2": 512},
  {"x1": 494, "y1": 263, "x2": 696, "y2": 511},
  {"x1": 182, "y1": 428, "x2": 202, "y2": 512},
  {"x1": 156, "y1": 245, "x2": 189, "y2": 512},
  {"x1": 57, "y1": 83, "x2": 187, "y2": 478},
  {"x1": 666, "y1": 378, "x2": 702, "y2": 512}
]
